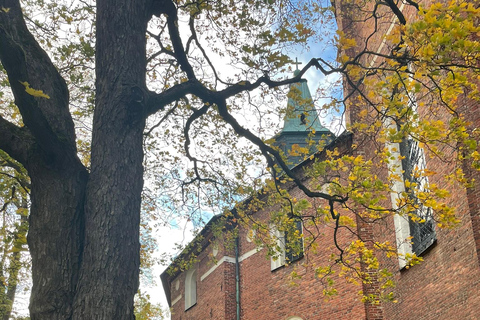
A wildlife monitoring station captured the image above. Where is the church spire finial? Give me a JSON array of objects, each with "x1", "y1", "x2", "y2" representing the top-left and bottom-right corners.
[
  {"x1": 293, "y1": 58, "x2": 302, "y2": 76},
  {"x1": 293, "y1": 57, "x2": 302, "y2": 74}
]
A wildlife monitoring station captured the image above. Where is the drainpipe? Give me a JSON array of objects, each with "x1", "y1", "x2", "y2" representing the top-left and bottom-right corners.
[{"x1": 235, "y1": 236, "x2": 241, "y2": 320}]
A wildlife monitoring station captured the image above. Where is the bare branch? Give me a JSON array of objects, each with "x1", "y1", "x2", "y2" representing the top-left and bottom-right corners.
[
  {"x1": 186, "y1": 13, "x2": 224, "y2": 87},
  {"x1": 162, "y1": 0, "x2": 196, "y2": 79},
  {"x1": 214, "y1": 99, "x2": 347, "y2": 204},
  {"x1": 182, "y1": 103, "x2": 218, "y2": 186},
  {"x1": 144, "y1": 102, "x2": 178, "y2": 136}
]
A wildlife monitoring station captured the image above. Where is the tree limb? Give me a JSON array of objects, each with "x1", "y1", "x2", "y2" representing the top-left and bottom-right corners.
[
  {"x1": 145, "y1": 79, "x2": 204, "y2": 116},
  {"x1": 0, "y1": 0, "x2": 77, "y2": 159},
  {"x1": 382, "y1": 0, "x2": 406, "y2": 25},
  {"x1": 0, "y1": 116, "x2": 34, "y2": 167},
  {"x1": 213, "y1": 99, "x2": 346, "y2": 204},
  {"x1": 145, "y1": 64, "x2": 317, "y2": 116},
  {"x1": 162, "y1": 0, "x2": 196, "y2": 79}
]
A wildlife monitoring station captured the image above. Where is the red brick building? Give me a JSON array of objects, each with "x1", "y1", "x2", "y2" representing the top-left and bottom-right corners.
[
  {"x1": 161, "y1": 2, "x2": 480, "y2": 319},
  {"x1": 160, "y1": 134, "x2": 370, "y2": 320}
]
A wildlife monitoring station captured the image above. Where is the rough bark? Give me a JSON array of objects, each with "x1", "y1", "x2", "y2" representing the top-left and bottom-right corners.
[
  {"x1": 71, "y1": 0, "x2": 149, "y2": 319},
  {"x1": 1, "y1": 0, "x2": 151, "y2": 318},
  {"x1": 0, "y1": 0, "x2": 87, "y2": 318},
  {"x1": 27, "y1": 158, "x2": 87, "y2": 320}
]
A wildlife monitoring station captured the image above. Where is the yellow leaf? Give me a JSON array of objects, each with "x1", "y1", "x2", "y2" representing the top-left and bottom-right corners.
[
  {"x1": 1, "y1": 7, "x2": 10, "y2": 12},
  {"x1": 19, "y1": 81, "x2": 50, "y2": 99},
  {"x1": 359, "y1": 109, "x2": 368, "y2": 118},
  {"x1": 423, "y1": 169, "x2": 437, "y2": 176}
]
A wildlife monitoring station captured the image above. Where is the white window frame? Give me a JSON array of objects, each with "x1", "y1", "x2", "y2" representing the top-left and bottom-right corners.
[
  {"x1": 386, "y1": 136, "x2": 413, "y2": 269},
  {"x1": 184, "y1": 267, "x2": 197, "y2": 310},
  {"x1": 270, "y1": 226, "x2": 286, "y2": 271},
  {"x1": 386, "y1": 112, "x2": 435, "y2": 268}
]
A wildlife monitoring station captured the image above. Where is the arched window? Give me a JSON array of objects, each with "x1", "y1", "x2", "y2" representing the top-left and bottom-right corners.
[
  {"x1": 286, "y1": 317, "x2": 303, "y2": 320},
  {"x1": 184, "y1": 267, "x2": 197, "y2": 310}
]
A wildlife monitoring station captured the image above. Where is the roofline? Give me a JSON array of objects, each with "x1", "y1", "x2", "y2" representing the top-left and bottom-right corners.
[
  {"x1": 160, "y1": 213, "x2": 236, "y2": 307},
  {"x1": 160, "y1": 131, "x2": 354, "y2": 306}
]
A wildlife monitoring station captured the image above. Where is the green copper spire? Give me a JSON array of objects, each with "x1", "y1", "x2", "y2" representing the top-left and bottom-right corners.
[
  {"x1": 281, "y1": 69, "x2": 329, "y2": 134},
  {"x1": 274, "y1": 65, "x2": 334, "y2": 167}
]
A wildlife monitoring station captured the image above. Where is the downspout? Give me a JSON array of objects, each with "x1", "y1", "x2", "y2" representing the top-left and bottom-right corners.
[{"x1": 235, "y1": 235, "x2": 241, "y2": 320}]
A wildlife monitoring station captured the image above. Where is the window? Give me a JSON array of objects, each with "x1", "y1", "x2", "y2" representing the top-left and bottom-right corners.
[
  {"x1": 270, "y1": 227, "x2": 285, "y2": 271},
  {"x1": 385, "y1": 97, "x2": 437, "y2": 267},
  {"x1": 285, "y1": 219, "x2": 304, "y2": 263},
  {"x1": 270, "y1": 220, "x2": 304, "y2": 271},
  {"x1": 401, "y1": 138, "x2": 436, "y2": 255},
  {"x1": 184, "y1": 267, "x2": 197, "y2": 310}
]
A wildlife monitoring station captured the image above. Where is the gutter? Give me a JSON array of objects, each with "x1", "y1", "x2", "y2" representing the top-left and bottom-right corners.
[{"x1": 235, "y1": 235, "x2": 241, "y2": 320}]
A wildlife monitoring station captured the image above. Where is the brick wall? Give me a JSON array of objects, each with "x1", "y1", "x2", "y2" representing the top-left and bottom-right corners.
[
  {"x1": 165, "y1": 129, "x2": 480, "y2": 320},
  {"x1": 169, "y1": 242, "x2": 232, "y2": 320},
  {"x1": 237, "y1": 195, "x2": 366, "y2": 320},
  {"x1": 337, "y1": 0, "x2": 480, "y2": 319},
  {"x1": 462, "y1": 93, "x2": 480, "y2": 266}
]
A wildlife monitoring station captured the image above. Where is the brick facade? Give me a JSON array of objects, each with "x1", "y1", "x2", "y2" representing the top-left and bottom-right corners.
[
  {"x1": 162, "y1": 135, "x2": 480, "y2": 320},
  {"x1": 161, "y1": 1, "x2": 480, "y2": 319},
  {"x1": 337, "y1": 0, "x2": 480, "y2": 319},
  {"x1": 162, "y1": 136, "x2": 371, "y2": 320}
]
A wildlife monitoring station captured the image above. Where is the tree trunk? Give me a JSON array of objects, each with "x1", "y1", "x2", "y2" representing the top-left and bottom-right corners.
[
  {"x1": 2, "y1": 0, "x2": 151, "y2": 318},
  {"x1": 71, "y1": 0, "x2": 148, "y2": 319},
  {"x1": 26, "y1": 0, "x2": 149, "y2": 318},
  {"x1": 27, "y1": 155, "x2": 88, "y2": 320}
]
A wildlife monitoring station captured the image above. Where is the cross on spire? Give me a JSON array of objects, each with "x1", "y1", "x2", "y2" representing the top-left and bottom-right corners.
[{"x1": 293, "y1": 57, "x2": 302, "y2": 70}]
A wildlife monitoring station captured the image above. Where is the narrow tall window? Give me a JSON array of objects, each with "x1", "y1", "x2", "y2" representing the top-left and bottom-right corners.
[
  {"x1": 386, "y1": 113, "x2": 436, "y2": 267},
  {"x1": 401, "y1": 138, "x2": 436, "y2": 255},
  {"x1": 285, "y1": 219, "x2": 304, "y2": 263},
  {"x1": 270, "y1": 226, "x2": 285, "y2": 271},
  {"x1": 184, "y1": 267, "x2": 197, "y2": 310},
  {"x1": 271, "y1": 220, "x2": 304, "y2": 270}
]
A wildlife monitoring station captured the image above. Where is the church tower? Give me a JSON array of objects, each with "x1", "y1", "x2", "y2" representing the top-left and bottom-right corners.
[{"x1": 274, "y1": 68, "x2": 334, "y2": 167}]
